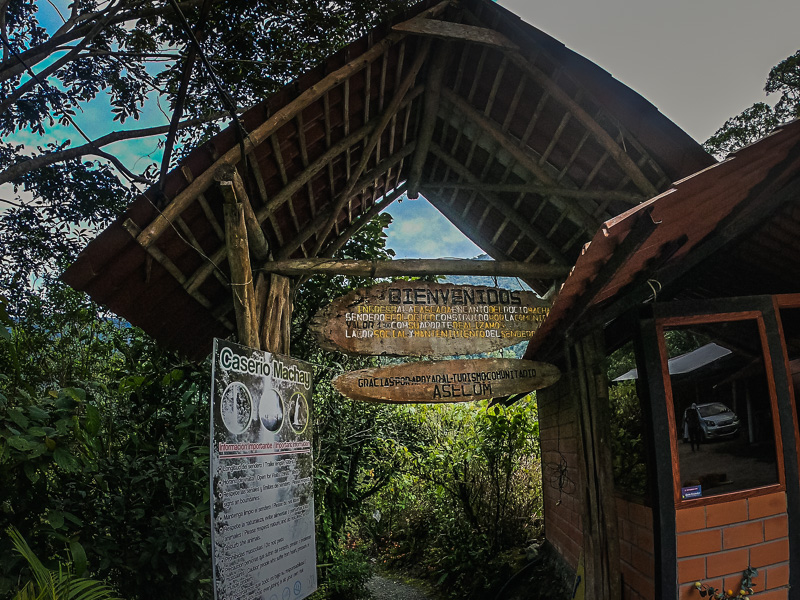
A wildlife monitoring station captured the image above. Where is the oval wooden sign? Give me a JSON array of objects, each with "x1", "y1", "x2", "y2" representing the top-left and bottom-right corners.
[
  {"x1": 310, "y1": 282, "x2": 550, "y2": 357},
  {"x1": 333, "y1": 358, "x2": 560, "y2": 403}
]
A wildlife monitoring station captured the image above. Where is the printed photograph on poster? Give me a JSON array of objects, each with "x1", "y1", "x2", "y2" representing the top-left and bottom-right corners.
[{"x1": 210, "y1": 339, "x2": 317, "y2": 600}]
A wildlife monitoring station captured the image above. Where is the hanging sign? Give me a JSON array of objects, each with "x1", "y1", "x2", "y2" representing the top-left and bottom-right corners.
[
  {"x1": 310, "y1": 282, "x2": 550, "y2": 357},
  {"x1": 210, "y1": 339, "x2": 317, "y2": 600},
  {"x1": 333, "y1": 358, "x2": 560, "y2": 403}
]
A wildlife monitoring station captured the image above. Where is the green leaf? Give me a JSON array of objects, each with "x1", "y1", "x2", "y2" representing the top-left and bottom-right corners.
[
  {"x1": 7, "y1": 408, "x2": 29, "y2": 429},
  {"x1": 85, "y1": 404, "x2": 101, "y2": 436},
  {"x1": 48, "y1": 510, "x2": 65, "y2": 529},
  {"x1": 7, "y1": 436, "x2": 35, "y2": 451},
  {"x1": 53, "y1": 447, "x2": 79, "y2": 472},
  {"x1": 70, "y1": 540, "x2": 88, "y2": 577}
]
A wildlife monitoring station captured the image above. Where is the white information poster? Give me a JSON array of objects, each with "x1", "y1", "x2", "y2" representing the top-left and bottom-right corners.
[{"x1": 210, "y1": 339, "x2": 317, "y2": 600}]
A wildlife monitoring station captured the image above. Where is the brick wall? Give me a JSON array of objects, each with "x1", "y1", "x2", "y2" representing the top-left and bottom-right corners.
[
  {"x1": 676, "y1": 491, "x2": 790, "y2": 599},
  {"x1": 538, "y1": 377, "x2": 582, "y2": 570},
  {"x1": 616, "y1": 496, "x2": 655, "y2": 600}
]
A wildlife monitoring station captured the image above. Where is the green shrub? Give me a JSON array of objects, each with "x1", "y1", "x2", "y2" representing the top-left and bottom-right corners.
[{"x1": 326, "y1": 550, "x2": 373, "y2": 600}]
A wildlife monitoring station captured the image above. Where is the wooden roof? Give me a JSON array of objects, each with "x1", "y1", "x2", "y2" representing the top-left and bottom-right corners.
[
  {"x1": 63, "y1": 0, "x2": 713, "y2": 359},
  {"x1": 527, "y1": 118, "x2": 800, "y2": 360}
]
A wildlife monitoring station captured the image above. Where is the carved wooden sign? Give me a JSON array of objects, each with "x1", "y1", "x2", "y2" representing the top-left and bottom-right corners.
[
  {"x1": 310, "y1": 282, "x2": 550, "y2": 357},
  {"x1": 333, "y1": 358, "x2": 560, "y2": 403}
]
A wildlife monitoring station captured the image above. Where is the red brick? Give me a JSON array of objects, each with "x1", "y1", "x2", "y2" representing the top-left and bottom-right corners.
[
  {"x1": 677, "y1": 557, "x2": 706, "y2": 584},
  {"x1": 764, "y1": 515, "x2": 789, "y2": 541},
  {"x1": 706, "y1": 499, "x2": 748, "y2": 527},
  {"x1": 679, "y1": 582, "x2": 699, "y2": 600},
  {"x1": 706, "y1": 548, "x2": 749, "y2": 578},
  {"x1": 766, "y1": 563, "x2": 790, "y2": 589},
  {"x1": 629, "y1": 503, "x2": 651, "y2": 527},
  {"x1": 619, "y1": 539, "x2": 632, "y2": 563},
  {"x1": 677, "y1": 530, "x2": 722, "y2": 557},
  {"x1": 635, "y1": 525, "x2": 654, "y2": 554},
  {"x1": 723, "y1": 520, "x2": 764, "y2": 549},
  {"x1": 748, "y1": 492, "x2": 787, "y2": 519},
  {"x1": 751, "y1": 589, "x2": 788, "y2": 600},
  {"x1": 676, "y1": 506, "x2": 706, "y2": 533},
  {"x1": 750, "y1": 538, "x2": 791, "y2": 568},
  {"x1": 631, "y1": 548, "x2": 654, "y2": 578},
  {"x1": 616, "y1": 497, "x2": 629, "y2": 519},
  {"x1": 724, "y1": 574, "x2": 746, "y2": 595}
]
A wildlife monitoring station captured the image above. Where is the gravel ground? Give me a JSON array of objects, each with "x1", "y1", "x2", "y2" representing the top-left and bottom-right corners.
[{"x1": 367, "y1": 574, "x2": 435, "y2": 600}]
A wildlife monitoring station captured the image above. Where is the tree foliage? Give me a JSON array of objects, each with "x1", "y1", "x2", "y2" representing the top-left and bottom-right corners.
[
  {"x1": 1, "y1": 0, "x2": 413, "y2": 314},
  {"x1": 704, "y1": 50, "x2": 800, "y2": 157}
]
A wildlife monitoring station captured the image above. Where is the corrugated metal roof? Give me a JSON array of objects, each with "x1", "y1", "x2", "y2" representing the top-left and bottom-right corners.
[
  {"x1": 527, "y1": 119, "x2": 800, "y2": 359},
  {"x1": 62, "y1": 0, "x2": 712, "y2": 359}
]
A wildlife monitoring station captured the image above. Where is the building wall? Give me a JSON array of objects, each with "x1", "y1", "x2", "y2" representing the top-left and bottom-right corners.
[
  {"x1": 538, "y1": 377, "x2": 582, "y2": 571},
  {"x1": 676, "y1": 491, "x2": 790, "y2": 599},
  {"x1": 616, "y1": 496, "x2": 655, "y2": 600}
]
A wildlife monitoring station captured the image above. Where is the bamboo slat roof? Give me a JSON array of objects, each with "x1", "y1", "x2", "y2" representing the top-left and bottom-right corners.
[{"x1": 63, "y1": 0, "x2": 713, "y2": 359}]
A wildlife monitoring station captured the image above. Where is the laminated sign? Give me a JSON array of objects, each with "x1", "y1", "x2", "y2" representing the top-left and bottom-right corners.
[{"x1": 210, "y1": 339, "x2": 316, "y2": 600}]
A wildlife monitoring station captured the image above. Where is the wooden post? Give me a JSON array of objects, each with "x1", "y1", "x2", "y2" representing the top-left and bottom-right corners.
[
  {"x1": 571, "y1": 330, "x2": 620, "y2": 600},
  {"x1": 221, "y1": 181, "x2": 261, "y2": 349},
  {"x1": 260, "y1": 274, "x2": 292, "y2": 355}
]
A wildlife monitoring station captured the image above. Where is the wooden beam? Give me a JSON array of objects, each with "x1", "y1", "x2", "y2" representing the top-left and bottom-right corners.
[
  {"x1": 134, "y1": 0, "x2": 451, "y2": 250},
  {"x1": 439, "y1": 88, "x2": 601, "y2": 232},
  {"x1": 407, "y1": 42, "x2": 450, "y2": 199},
  {"x1": 320, "y1": 184, "x2": 406, "y2": 259},
  {"x1": 214, "y1": 166, "x2": 271, "y2": 262},
  {"x1": 424, "y1": 192, "x2": 549, "y2": 296},
  {"x1": 313, "y1": 38, "x2": 432, "y2": 256},
  {"x1": 278, "y1": 145, "x2": 414, "y2": 260},
  {"x1": 220, "y1": 181, "x2": 260, "y2": 348},
  {"x1": 392, "y1": 16, "x2": 518, "y2": 50},
  {"x1": 258, "y1": 258, "x2": 570, "y2": 279},
  {"x1": 419, "y1": 181, "x2": 642, "y2": 204},
  {"x1": 429, "y1": 142, "x2": 572, "y2": 266},
  {"x1": 457, "y1": 8, "x2": 659, "y2": 198}
]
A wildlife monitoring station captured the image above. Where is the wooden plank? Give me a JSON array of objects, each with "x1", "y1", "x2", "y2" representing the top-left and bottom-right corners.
[
  {"x1": 181, "y1": 165, "x2": 224, "y2": 240},
  {"x1": 428, "y1": 142, "x2": 572, "y2": 266},
  {"x1": 407, "y1": 42, "x2": 450, "y2": 199},
  {"x1": 393, "y1": 18, "x2": 518, "y2": 51},
  {"x1": 220, "y1": 182, "x2": 260, "y2": 348},
  {"x1": 418, "y1": 181, "x2": 641, "y2": 203},
  {"x1": 439, "y1": 89, "x2": 601, "y2": 232},
  {"x1": 134, "y1": 0, "x2": 452, "y2": 250},
  {"x1": 320, "y1": 184, "x2": 406, "y2": 259},
  {"x1": 260, "y1": 258, "x2": 570, "y2": 279},
  {"x1": 311, "y1": 281, "x2": 550, "y2": 357},
  {"x1": 276, "y1": 145, "x2": 413, "y2": 261},
  {"x1": 334, "y1": 358, "x2": 560, "y2": 403},
  {"x1": 313, "y1": 38, "x2": 432, "y2": 256}
]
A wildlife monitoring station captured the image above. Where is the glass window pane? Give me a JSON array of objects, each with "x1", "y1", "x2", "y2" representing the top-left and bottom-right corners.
[{"x1": 665, "y1": 319, "x2": 779, "y2": 499}]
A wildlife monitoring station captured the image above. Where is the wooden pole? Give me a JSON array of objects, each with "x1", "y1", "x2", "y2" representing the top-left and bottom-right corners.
[
  {"x1": 221, "y1": 181, "x2": 260, "y2": 349},
  {"x1": 572, "y1": 331, "x2": 620, "y2": 600},
  {"x1": 215, "y1": 166, "x2": 270, "y2": 261},
  {"x1": 260, "y1": 274, "x2": 292, "y2": 355},
  {"x1": 256, "y1": 257, "x2": 570, "y2": 280}
]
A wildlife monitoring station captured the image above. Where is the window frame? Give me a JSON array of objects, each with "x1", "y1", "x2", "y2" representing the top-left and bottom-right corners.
[{"x1": 655, "y1": 310, "x2": 786, "y2": 508}]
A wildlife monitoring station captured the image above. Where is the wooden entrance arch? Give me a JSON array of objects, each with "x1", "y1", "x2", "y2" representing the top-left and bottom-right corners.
[
  {"x1": 62, "y1": 3, "x2": 715, "y2": 597},
  {"x1": 63, "y1": 0, "x2": 711, "y2": 361}
]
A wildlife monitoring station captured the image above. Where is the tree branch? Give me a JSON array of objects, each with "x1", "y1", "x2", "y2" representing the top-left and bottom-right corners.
[
  {"x1": 0, "y1": 112, "x2": 228, "y2": 185},
  {"x1": 0, "y1": 0, "x2": 220, "y2": 84}
]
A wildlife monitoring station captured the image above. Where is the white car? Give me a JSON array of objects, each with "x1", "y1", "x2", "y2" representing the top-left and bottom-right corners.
[{"x1": 683, "y1": 402, "x2": 740, "y2": 442}]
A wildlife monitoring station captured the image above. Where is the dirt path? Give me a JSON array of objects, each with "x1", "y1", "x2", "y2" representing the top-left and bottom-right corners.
[{"x1": 367, "y1": 573, "x2": 436, "y2": 600}]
